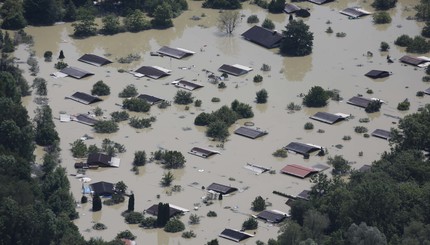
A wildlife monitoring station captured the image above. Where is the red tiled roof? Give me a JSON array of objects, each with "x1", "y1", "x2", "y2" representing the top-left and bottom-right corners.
[{"x1": 281, "y1": 164, "x2": 317, "y2": 178}]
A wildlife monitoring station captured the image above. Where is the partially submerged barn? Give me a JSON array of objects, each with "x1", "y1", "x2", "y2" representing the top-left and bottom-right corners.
[
  {"x1": 73, "y1": 114, "x2": 99, "y2": 126},
  {"x1": 234, "y1": 126, "x2": 268, "y2": 139},
  {"x1": 347, "y1": 96, "x2": 373, "y2": 108},
  {"x1": 284, "y1": 142, "x2": 322, "y2": 156},
  {"x1": 78, "y1": 54, "x2": 112, "y2": 67},
  {"x1": 365, "y1": 70, "x2": 391, "y2": 79},
  {"x1": 339, "y1": 7, "x2": 371, "y2": 18},
  {"x1": 281, "y1": 164, "x2": 319, "y2": 178},
  {"x1": 65, "y1": 92, "x2": 102, "y2": 105},
  {"x1": 137, "y1": 94, "x2": 164, "y2": 105},
  {"x1": 399, "y1": 55, "x2": 430, "y2": 67},
  {"x1": 241, "y1": 25, "x2": 284, "y2": 49},
  {"x1": 156, "y1": 46, "x2": 195, "y2": 59},
  {"x1": 218, "y1": 64, "x2": 253, "y2": 76},
  {"x1": 188, "y1": 147, "x2": 220, "y2": 158},
  {"x1": 145, "y1": 203, "x2": 189, "y2": 217},
  {"x1": 87, "y1": 153, "x2": 121, "y2": 168},
  {"x1": 256, "y1": 210, "x2": 289, "y2": 223},
  {"x1": 207, "y1": 183, "x2": 238, "y2": 195},
  {"x1": 371, "y1": 129, "x2": 391, "y2": 140},
  {"x1": 219, "y1": 229, "x2": 254, "y2": 242},
  {"x1": 171, "y1": 79, "x2": 204, "y2": 91},
  {"x1": 90, "y1": 181, "x2": 115, "y2": 196},
  {"x1": 59, "y1": 66, "x2": 94, "y2": 79},
  {"x1": 310, "y1": 112, "x2": 348, "y2": 124},
  {"x1": 133, "y1": 66, "x2": 171, "y2": 79},
  {"x1": 284, "y1": 3, "x2": 301, "y2": 14}
]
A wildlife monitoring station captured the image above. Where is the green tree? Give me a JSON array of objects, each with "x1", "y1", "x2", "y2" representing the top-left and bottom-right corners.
[
  {"x1": 406, "y1": 36, "x2": 430, "y2": 53},
  {"x1": 63, "y1": 0, "x2": 77, "y2": 22},
  {"x1": 162, "y1": 151, "x2": 186, "y2": 169},
  {"x1": 110, "y1": 111, "x2": 129, "y2": 122},
  {"x1": 346, "y1": 222, "x2": 387, "y2": 245},
  {"x1": 116, "y1": 230, "x2": 136, "y2": 240},
  {"x1": 93, "y1": 120, "x2": 119, "y2": 133},
  {"x1": 394, "y1": 34, "x2": 412, "y2": 47},
  {"x1": 422, "y1": 22, "x2": 430, "y2": 37},
  {"x1": 302, "y1": 210, "x2": 329, "y2": 243},
  {"x1": 34, "y1": 105, "x2": 59, "y2": 146},
  {"x1": 206, "y1": 120, "x2": 229, "y2": 141},
  {"x1": 303, "y1": 86, "x2": 329, "y2": 107},
  {"x1": 72, "y1": 13, "x2": 98, "y2": 38},
  {"x1": 128, "y1": 193, "x2": 135, "y2": 212},
  {"x1": 194, "y1": 112, "x2": 213, "y2": 126},
  {"x1": 24, "y1": 0, "x2": 60, "y2": 25},
  {"x1": 189, "y1": 213, "x2": 200, "y2": 224},
  {"x1": 115, "y1": 181, "x2": 127, "y2": 195},
  {"x1": 365, "y1": 100, "x2": 382, "y2": 113},
  {"x1": 327, "y1": 155, "x2": 351, "y2": 175},
  {"x1": 123, "y1": 98, "x2": 151, "y2": 112},
  {"x1": 206, "y1": 239, "x2": 219, "y2": 245},
  {"x1": 91, "y1": 80, "x2": 110, "y2": 96},
  {"x1": 174, "y1": 90, "x2": 194, "y2": 105},
  {"x1": 2, "y1": 32, "x2": 15, "y2": 53},
  {"x1": 252, "y1": 196, "x2": 266, "y2": 211},
  {"x1": 32, "y1": 77, "x2": 47, "y2": 96},
  {"x1": 372, "y1": 0, "x2": 397, "y2": 10},
  {"x1": 164, "y1": 218, "x2": 185, "y2": 232},
  {"x1": 92, "y1": 195, "x2": 102, "y2": 211},
  {"x1": 203, "y1": 0, "x2": 241, "y2": 9},
  {"x1": 380, "y1": 41, "x2": 390, "y2": 51},
  {"x1": 151, "y1": 3, "x2": 173, "y2": 28},
  {"x1": 277, "y1": 221, "x2": 303, "y2": 245},
  {"x1": 156, "y1": 203, "x2": 170, "y2": 227},
  {"x1": 124, "y1": 10, "x2": 151, "y2": 32},
  {"x1": 100, "y1": 14, "x2": 123, "y2": 35},
  {"x1": 70, "y1": 139, "x2": 87, "y2": 158},
  {"x1": 242, "y1": 217, "x2": 258, "y2": 230},
  {"x1": 232, "y1": 100, "x2": 254, "y2": 118},
  {"x1": 247, "y1": 15, "x2": 259, "y2": 24},
  {"x1": 217, "y1": 10, "x2": 241, "y2": 34},
  {"x1": 280, "y1": 20, "x2": 313, "y2": 56},
  {"x1": 262, "y1": 18, "x2": 275, "y2": 30},
  {"x1": 268, "y1": 0, "x2": 286, "y2": 13},
  {"x1": 0, "y1": 0, "x2": 27, "y2": 30},
  {"x1": 373, "y1": 11, "x2": 392, "y2": 24},
  {"x1": 256, "y1": 89, "x2": 268, "y2": 103},
  {"x1": 161, "y1": 171, "x2": 174, "y2": 186},
  {"x1": 125, "y1": 211, "x2": 143, "y2": 224},
  {"x1": 133, "y1": 150, "x2": 147, "y2": 166},
  {"x1": 119, "y1": 84, "x2": 138, "y2": 97}
]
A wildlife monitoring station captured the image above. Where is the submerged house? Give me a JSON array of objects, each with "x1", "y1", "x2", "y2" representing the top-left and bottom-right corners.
[
  {"x1": 78, "y1": 54, "x2": 112, "y2": 67},
  {"x1": 339, "y1": 7, "x2": 371, "y2": 18},
  {"x1": 171, "y1": 79, "x2": 204, "y2": 91},
  {"x1": 137, "y1": 94, "x2": 164, "y2": 105},
  {"x1": 188, "y1": 147, "x2": 220, "y2": 158},
  {"x1": 156, "y1": 46, "x2": 195, "y2": 59},
  {"x1": 73, "y1": 113, "x2": 99, "y2": 126},
  {"x1": 219, "y1": 229, "x2": 254, "y2": 242},
  {"x1": 90, "y1": 181, "x2": 115, "y2": 196},
  {"x1": 218, "y1": 64, "x2": 253, "y2": 76},
  {"x1": 256, "y1": 210, "x2": 289, "y2": 223},
  {"x1": 145, "y1": 203, "x2": 188, "y2": 217},
  {"x1": 399, "y1": 55, "x2": 430, "y2": 67},
  {"x1": 347, "y1": 96, "x2": 372, "y2": 108},
  {"x1": 307, "y1": 0, "x2": 334, "y2": 4},
  {"x1": 133, "y1": 66, "x2": 171, "y2": 79},
  {"x1": 284, "y1": 3, "x2": 301, "y2": 14},
  {"x1": 65, "y1": 92, "x2": 102, "y2": 105},
  {"x1": 86, "y1": 153, "x2": 121, "y2": 168},
  {"x1": 59, "y1": 66, "x2": 94, "y2": 79},
  {"x1": 207, "y1": 183, "x2": 238, "y2": 195},
  {"x1": 284, "y1": 142, "x2": 321, "y2": 156},
  {"x1": 234, "y1": 126, "x2": 268, "y2": 139},
  {"x1": 310, "y1": 112, "x2": 348, "y2": 125},
  {"x1": 371, "y1": 129, "x2": 391, "y2": 140},
  {"x1": 365, "y1": 70, "x2": 391, "y2": 79},
  {"x1": 241, "y1": 25, "x2": 284, "y2": 49},
  {"x1": 281, "y1": 164, "x2": 319, "y2": 178}
]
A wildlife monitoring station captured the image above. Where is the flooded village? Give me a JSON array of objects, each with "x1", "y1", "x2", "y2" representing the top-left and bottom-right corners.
[{"x1": 10, "y1": 0, "x2": 429, "y2": 244}]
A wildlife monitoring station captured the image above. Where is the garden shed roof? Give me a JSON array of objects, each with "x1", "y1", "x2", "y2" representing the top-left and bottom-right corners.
[
  {"x1": 339, "y1": 7, "x2": 371, "y2": 18},
  {"x1": 219, "y1": 229, "x2": 253, "y2": 242},
  {"x1": 256, "y1": 210, "x2": 288, "y2": 223},
  {"x1": 60, "y1": 66, "x2": 94, "y2": 79},
  {"x1": 218, "y1": 64, "x2": 253, "y2": 76},
  {"x1": 310, "y1": 112, "x2": 347, "y2": 124},
  {"x1": 156, "y1": 46, "x2": 195, "y2": 59},
  {"x1": 371, "y1": 129, "x2": 391, "y2": 140},
  {"x1": 207, "y1": 183, "x2": 238, "y2": 195},
  {"x1": 281, "y1": 164, "x2": 319, "y2": 178},
  {"x1": 347, "y1": 96, "x2": 372, "y2": 108},
  {"x1": 134, "y1": 66, "x2": 171, "y2": 79},
  {"x1": 241, "y1": 25, "x2": 284, "y2": 49},
  {"x1": 137, "y1": 94, "x2": 164, "y2": 105},
  {"x1": 171, "y1": 79, "x2": 203, "y2": 91},
  {"x1": 284, "y1": 3, "x2": 301, "y2": 13},
  {"x1": 188, "y1": 147, "x2": 220, "y2": 158},
  {"x1": 234, "y1": 126, "x2": 268, "y2": 139},
  {"x1": 284, "y1": 142, "x2": 321, "y2": 155},
  {"x1": 78, "y1": 54, "x2": 112, "y2": 67},
  {"x1": 365, "y1": 70, "x2": 391, "y2": 79},
  {"x1": 66, "y1": 92, "x2": 102, "y2": 105}
]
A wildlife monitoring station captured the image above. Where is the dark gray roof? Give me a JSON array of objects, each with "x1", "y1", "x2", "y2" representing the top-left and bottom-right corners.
[
  {"x1": 137, "y1": 94, "x2": 163, "y2": 105},
  {"x1": 145, "y1": 204, "x2": 183, "y2": 217},
  {"x1": 156, "y1": 46, "x2": 194, "y2": 59},
  {"x1": 308, "y1": 0, "x2": 334, "y2": 4},
  {"x1": 339, "y1": 7, "x2": 370, "y2": 18},
  {"x1": 234, "y1": 127, "x2": 268, "y2": 139},
  {"x1": 135, "y1": 66, "x2": 171, "y2": 79},
  {"x1": 296, "y1": 190, "x2": 310, "y2": 200},
  {"x1": 425, "y1": 87, "x2": 430, "y2": 95},
  {"x1": 284, "y1": 142, "x2": 321, "y2": 155},
  {"x1": 358, "y1": 164, "x2": 372, "y2": 172},
  {"x1": 90, "y1": 181, "x2": 114, "y2": 196},
  {"x1": 371, "y1": 129, "x2": 391, "y2": 140},
  {"x1": 78, "y1": 54, "x2": 112, "y2": 67},
  {"x1": 219, "y1": 229, "x2": 253, "y2": 242},
  {"x1": 365, "y1": 70, "x2": 391, "y2": 79},
  {"x1": 241, "y1": 25, "x2": 284, "y2": 49},
  {"x1": 347, "y1": 96, "x2": 372, "y2": 108},
  {"x1": 400, "y1": 55, "x2": 427, "y2": 66},
  {"x1": 189, "y1": 147, "x2": 220, "y2": 158},
  {"x1": 173, "y1": 80, "x2": 204, "y2": 91},
  {"x1": 74, "y1": 114, "x2": 99, "y2": 126},
  {"x1": 257, "y1": 210, "x2": 287, "y2": 223},
  {"x1": 207, "y1": 183, "x2": 238, "y2": 195},
  {"x1": 218, "y1": 64, "x2": 251, "y2": 76},
  {"x1": 310, "y1": 112, "x2": 345, "y2": 124},
  {"x1": 60, "y1": 66, "x2": 94, "y2": 79},
  {"x1": 87, "y1": 153, "x2": 111, "y2": 166},
  {"x1": 284, "y1": 3, "x2": 301, "y2": 13},
  {"x1": 312, "y1": 163, "x2": 330, "y2": 172},
  {"x1": 66, "y1": 92, "x2": 102, "y2": 105}
]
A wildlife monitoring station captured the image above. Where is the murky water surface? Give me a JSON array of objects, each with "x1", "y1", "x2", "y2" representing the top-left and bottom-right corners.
[{"x1": 17, "y1": 0, "x2": 426, "y2": 244}]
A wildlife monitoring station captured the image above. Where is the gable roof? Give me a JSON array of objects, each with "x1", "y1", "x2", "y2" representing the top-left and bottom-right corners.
[
  {"x1": 134, "y1": 66, "x2": 171, "y2": 79},
  {"x1": 281, "y1": 164, "x2": 318, "y2": 178},
  {"x1": 256, "y1": 210, "x2": 288, "y2": 223},
  {"x1": 296, "y1": 189, "x2": 310, "y2": 200},
  {"x1": 234, "y1": 126, "x2": 268, "y2": 139},
  {"x1": 156, "y1": 46, "x2": 195, "y2": 59},
  {"x1": 284, "y1": 142, "x2": 321, "y2": 155},
  {"x1": 218, "y1": 64, "x2": 253, "y2": 76},
  {"x1": 307, "y1": 0, "x2": 334, "y2": 4},
  {"x1": 73, "y1": 113, "x2": 99, "y2": 126},
  {"x1": 90, "y1": 181, "x2": 114, "y2": 196},
  {"x1": 87, "y1": 153, "x2": 120, "y2": 167},
  {"x1": 137, "y1": 94, "x2": 164, "y2": 105},
  {"x1": 171, "y1": 79, "x2": 204, "y2": 91},
  {"x1": 60, "y1": 66, "x2": 94, "y2": 79},
  {"x1": 244, "y1": 163, "x2": 271, "y2": 174},
  {"x1": 66, "y1": 92, "x2": 102, "y2": 105},
  {"x1": 219, "y1": 229, "x2": 253, "y2": 242},
  {"x1": 347, "y1": 96, "x2": 372, "y2": 108},
  {"x1": 371, "y1": 129, "x2": 391, "y2": 140},
  {"x1": 78, "y1": 54, "x2": 112, "y2": 67},
  {"x1": 241, "y1": 25, "x2": 284, "y2": 49},
  {"x1": 399, "y1": 55, "x2": 429, "y2": 67},
  {"x1": 207, "y1": 183, "x2": 238, "y2": 195},
  {"x1": 189, "y1": 147, "x2": 220, "y2": 158},
  {"x1": 284, "y1": 3, "x2": 301, "y2": 13},
  {"x1": 339, "y1": 7, "x2": 371, "y2": 18},
  {"x1": 310, "y1": 112, "x2": 346, "y2": 124},
  {"x1": 358, "y1": 164, "x2": 372, "y2": 172},
  {"x1": 365, "y1": 70, "x2": 391, "y2": 79},
  {"x1": 145, "y1": 204, "x2": 185, "y2": 217}
]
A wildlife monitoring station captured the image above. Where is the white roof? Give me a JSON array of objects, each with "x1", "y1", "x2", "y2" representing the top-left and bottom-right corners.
[
  {"x1": 232, "y1": 64, "x2": 253, "y2": 72},
  {"x1": 109, "y1": 157, "x2": 121, "y2": 168}
]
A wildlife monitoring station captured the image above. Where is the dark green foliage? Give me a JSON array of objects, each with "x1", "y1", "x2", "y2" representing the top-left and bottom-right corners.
[
  {"x1": 253, "y1": 74, "x2": 263, "y2": 83},
  {"x1": 182, "y1": 230, "x2": 196, "y2": 238},
  {"x1": 303, "y1": 86, "x2": 329, "y2": 107},
  {"x1": 380, "y1": 41, "x2": 390, "y2": 51},
  {"x1": 365, "y1": 100, "x2": 382, "y2": 113},
  {"x1": 422, "y1": 22, "x2": 430, "y2": 38},
  {"x1": 406, "y1": 36, "x2": 430, "y2": 53},
  {"x1": 100, "y1": 14, "x2": 123, "y2": 35},
  {"x1": 290, "y1": 199, "x2": 312, "y2": 226},
  {"x1": 124, "y1": 10, "x2": 151, "y2": 32},
  {"x1": 128, "y1": 194, "x2": 135, "y2": 212},
  {"x1": 151, "y1": 3, "x2": 173, "y2": 28},
  {"x1": 123, "y1": 98, "x2": 151, "y2": 112},
  {"x1": 162, "y1": 151, "x2": 186, "y2": 169},
  {"x1": 252, "y1": 196, "x2": 266, "y2": 211},
  {"x1": 194, "y1": 112, "x2": 213, "y2": 126},
  {"x1": 397, "y1": 99, "x2": 410, "y2": 111},
  {"x1": 134, "y1": 151, "x2": 147, "y2": 166},
  {"x1": 23, "y1": 0, "x2": 60, "y2": 25},
  {"x1": 394, "y1": 34, "x2": 413, "y2": 47},
  {"x1": 174, "y1": 90, "x2": 194, "y2": 105},
  {"x1": 247, "y1": 15, "x2": 259, "y2": 23},
  {"x1": 327, "y1": 155, "x2": 351, "y2": 175},
  {"x1": 2, "y1": 32, "x2": 15, "y2": 53},
  {"x1": 81, "y1": 195, "x2": 88, "y2": 204},
  {"x1": 141, "y1": 216, "x2": 157, "y2": 228},
  {"x1": 116, "y1": 230, "x2": 136, "y2": 240},
  {"x1": 43, "y1": 51, "x2": 53, "y2": 61},
  {"x1": 373, "y1": 11, "x2": 392, "y2": 24},
  {"x1": 202, "y1": 0, "x2": 242, "y2": 9},
  {"x1": 218, "y1": 82, "x2": 226, "y2": 88},
  {"x1": 156, "y1": 203, "x2": 171, "y2": 227},
  {"x1": 232, "y1": 100, "x2": 254, "y2": 118},
  {"x1": 119, "y1": 84, "x2": 138, "y2": 98},
  {"x1": 93, "y1": 120, "x2": 119, "y2": 133},
  {"x1": 304, "y1": 122, "x2": 314, "y2": 130},
  {"x1": 91, "y1": 80, "x2": 110, "y2": 96},
  {"x1": 207, "y1": 120, "x2": 230, "y2": 141},
  {"x1": 92, "y1": 195, "x2": 102, "y2": 211},
  {"x1": 268, "y1": 0, "x2": 286, "y2": 13},
  {"x1": 280, "y1": 20, "x2": 313, "y2": 56},
  {"x1": 242, "y1": 217, "x2": 258, "y2": 230},
  {"x1": 0, "y1": 0, "x2": 27, "y2": 30},
  {"x1": 54, "y1": 61, "x2": 68, "y2": 70},
  {"x1": 194, "y1": 99, "x2": 202, "y2": 107},
  {"x1": 32, "y1": 77, "x2": 47, "y2": 96},
  {"x1": 72, "y1": 17, "x2": 98, "y2": 38},
  {"x1": 125, "y1": 211, "x2": 143, "y2": 224},
  {"x1": 207, "y1": 211, "x2": 217, "y2": 217},
  {"x1": 164, "y1": 218, "x2": 185, "y2": 232},
  {"x1": 70, "y1": 139, "x2": 87, "y2": 158},
  {"x1": 63, "y1": 1, "x2": 77, "y2": 22},
  {"x1": 256, "y1": 89, "x2": 268, "y2": 103},
  {"x1": 34, "y1": 105, "x2": 59, "y2": 146},
  {"x1": 206, "y1": 239, "x2": 219, "y2": 245},
  {"x1": 110, "y1": 111, "x2": 129, "y2": 122},
  {"x1": 129, "y1": 116, "x2": 155, "y2": 129},
  {"x1": 372, "y1": 0, "x2": 397, "y2": 10},
  {"x1": 262, "y1": 18, "x2": 275, "y2": 30},
  {"x1": 346, "y1": 222, "x2": 387, "y2": 245},
  {"x1": 354, "y1": 126, "x2": 368, "y2": 133}
]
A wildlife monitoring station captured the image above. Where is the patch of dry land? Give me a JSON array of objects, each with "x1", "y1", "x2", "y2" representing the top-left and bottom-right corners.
[{"x1": 17, "y1": 0, "x2": 427, "y2": 244}]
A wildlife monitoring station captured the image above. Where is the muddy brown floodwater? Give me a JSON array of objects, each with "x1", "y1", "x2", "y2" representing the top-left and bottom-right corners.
[{"x1": 16, "y1": 0, "x2": 426, "y2": 244}]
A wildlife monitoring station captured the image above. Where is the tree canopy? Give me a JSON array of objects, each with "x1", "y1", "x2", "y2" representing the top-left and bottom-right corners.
[{"x1": 280, "y1": 20, "x2": 314, "y2": 56}]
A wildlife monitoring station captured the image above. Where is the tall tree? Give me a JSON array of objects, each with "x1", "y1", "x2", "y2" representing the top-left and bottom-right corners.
[
  {"x1": 24, "y1": 0, "x2": 61, "y2": 25},
  {"x1": 128, "y1": 193, "x2": 135, "y2": 212},
  {"x1": 0, "y1": 0, "x2": 27, "y2": 30},
  {"x1": 156, "y1": 202, "x2": 170, "y2": 227},
  {"x1": 280, "y1": 20, "x2": 314, "y2": 56},
  {"x1": 34, "y1": 105, "x2": 59, "y2": 146},
  {"x1": 151, "y1": 3, "x2": 173, "y2": 28},
  {"x1": 92, "y1": 195, "x2": 102, "y2": 211},
  {"x1": 217, "y1": 10, "x2": 241, "y2": 34}
]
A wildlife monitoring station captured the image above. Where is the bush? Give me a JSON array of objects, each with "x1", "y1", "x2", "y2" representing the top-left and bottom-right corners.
[
  {"x1": 116, "y1": 230, "x2": 136, "y2": 240},
  {"x1": 328, "y1": 155, "x2": 351, "y2": 175},
  {"x1": 303, "y1": 86, "x2": 329, "y2": 107},
  {"x1": 242, "y1": 217, "x2": 258, "y2": 230},
  {"x1": 207, "y1": 211, "x2": 217, "y2": 217},
  {"x1": 365, "y1": 100, "x2": 382, "y2": 113},
  {"x1": 54, "y1": 61, "x2": 68, "y2": 70},
  {"x1": 92, "y1": 223, "x2": 107, "y2": 230},
  {"x1": 397, "y1": 99, "x2": 410, "y2": 111},
  {"x1": 134, "y1": 151, "x2": 147, "y2": 166},
  {"x1": 218, "y1": 82, "x2": 226, "y2": 89},
  {"x1": 252, "y1": 196, "x2": 266, "y2": 211},
  {"x1": 164, "y1": 219, "x2": 185, "y2": 233},
  {"x1": 417, "y1": 91, "x2": 425, "y2": 97},
  {"x1": 247, "y1": 15, "x2": 259, "y2": 23},
  {"x1": 354, "y1": 126, "x2": 368, "y2": 133},
  {"x1": 423, "y1": 76, "x2": 430, "y2": 82},
  {"x1": 373, "y1": 12, "x2": 392, "y2": 24},
  {"x1": 253, "y1": 74, "x2": 263, "y2": 83},
  {"x1": 141, "y1": 216, "x2": 157, "y2": 228},
  {"x1": 394, "y1": 34, "x2": 413, "y2": 47},
  {"x1": 336, "y1": 32, "x2": 347, "y2": 37},
  {"x1": 125, "y1": 212, "x2": 144, "y2": 224},
  {"x1": 129, "y1": 116, "x2": 155, "y2": 129},
  {"x1": 119, "y1": 84, "x2": 138, "y2": 98},
  {"x1": 123, "y1": 98, "x2": 151, "y2": 112},
  {"x1": 94, "y1": 120, "x2": 119, "y2": 133},
  {"x1": 81, "y1": 195, "x2": 88, "y2": 204},
  {"x1": 182, "y1": 230, "x2": 197, "y2": 238},
  {"x1": 273, "y1": 148, "x2": 288, "y2": 158},
  {"x1": 174, "y1": 90, "x2": 194, "y2": 105},
  {"x1": 261, "y1": 63, "x2": 271, "y2": 71},
  {"x1": 380, "y1": 41, "x2": 390, "y2": 51},
  {"x1": 189, "y1": 214, "x2": 200, "y2": 224},
  {"x1": 194, "y1": 99, "x2": 202, "y2": 107},
  {"x1": 406, "y1": 36, "x2": 430, "y2": 53},
  {"x1": 232, "y1": 101, "x2": 254, "y2": 118},
  {"x1": 304, "y1": 122, "x2": 314, "y2": 130},
  {"x1": 262, "y1": 18, "x2": 275, "y2": 30},
  {"x1": 372, "y1": 0, "x2": 397, "y2": 10},
  {"x1": 256, "y1": 89, "x2": 268, "y2": 103},
  {"x1": 211, "y1": 97, "x2": 221, "y2": 102},
  {"x1": 326, "y1": 27, "x2": 333, "y2": 33},
  {"x1": 195, "y1": 112, "x2": 213, "y2": 126},
  {"x1": 422, "y1": 22, "x2": 430, "y2": 38},
  {"x1": 44, "y1": 51, "x2": 53, "y2": 62},
  {"x1": 110, "y1": 111, "x2": 129, "y2": 122},
  {"x1": 207, "y1": 120, "x2": 229, "y2": 141},
  {"x1": 91, "y1": 80, "x2": 110, "y2": 96}
]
